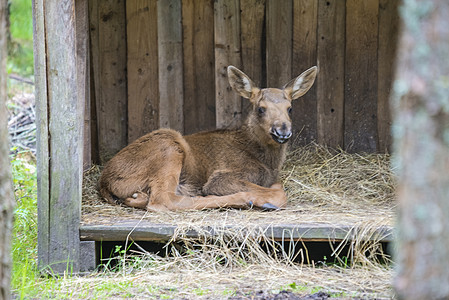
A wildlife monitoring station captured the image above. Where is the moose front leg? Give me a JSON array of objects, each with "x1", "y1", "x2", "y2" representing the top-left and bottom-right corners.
[{"x1": 202, "y1": 170, "x2": 287, "y2": 210}]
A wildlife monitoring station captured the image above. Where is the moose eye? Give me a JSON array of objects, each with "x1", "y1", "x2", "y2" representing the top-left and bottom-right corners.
[
  {"x1": 258, "y1": 107, "x2": 266, "y2": 115},
  {"x1": 287, "y1": 107, "x2": 292, "y2": 115}
]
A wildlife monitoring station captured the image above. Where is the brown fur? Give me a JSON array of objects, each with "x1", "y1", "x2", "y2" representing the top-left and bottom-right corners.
[{"x1": 99, "y1": 66, "x2": 317, "y2": 211}]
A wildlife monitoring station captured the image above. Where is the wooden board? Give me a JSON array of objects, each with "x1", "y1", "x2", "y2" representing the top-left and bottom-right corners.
[
  {"x1": 36, "y1": 0, "x2": 85, "y2": 274},
  {"x1": 291, "y1": 0, "x2": 317, "y2": 145},
  {"x1": 92, "y1": 0, "x2": 127, "y2": 162},
  {"x1": 80, "y1": 221, "x2": 393, "y2": 243},
  {"x1": 32, "y1": 0, "x2": 51, "y2": 273},
  {"x1": 344, "y1": 0, "x2": 379, "y2": 152},
  {"x1": 126, "y1": 0, "x2": 159, "y2": 143},
  {"x1": 316, "y1": 0, "x2": 345, "y2": 148},
  {"x1": 76, "y1": 0, "x2": 91, "y2": 170},
  {"x1": 240, "y1": 0, "x2": 266, "y2": 119},
  {"x1": 214, "y1": 0, "x2": 242, "y2": 129},
  {"x1": 182, "y1": 0, "x2": 215, "y2": 134},
  {"x1": 158, "y1": 0, "x2": 184, "y2": 133},
  {"x1": 266, "y1": 0, "x2": 292, "y2": 88},
  {"x1": 377, "y1": 0, "x2": 399, "y2": 153}
]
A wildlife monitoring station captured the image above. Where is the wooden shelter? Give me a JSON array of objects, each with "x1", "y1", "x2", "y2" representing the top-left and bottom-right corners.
[{"x1": 32, "y1": 0, "x2": 399, "y2": 273}]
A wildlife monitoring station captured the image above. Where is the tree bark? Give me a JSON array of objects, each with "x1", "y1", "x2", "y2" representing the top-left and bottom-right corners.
[
  {"x1": 0, "y1": 0, "x2": 15, "y2": 298},
  {"x1": 393, "y1": 1, "x2": 449, "y2": 299}
]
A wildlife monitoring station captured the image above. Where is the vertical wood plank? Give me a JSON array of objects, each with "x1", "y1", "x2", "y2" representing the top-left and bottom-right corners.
[
  {"x1": 126, "y1": 0, "x2": 159, "y2": 142},
  {"x1": 182, "y1": 0, "x2": 215, "y2": 134},
  {"x1": 377, "y1": 0, "x2": 399, "y2": 153},
  {"x1": 76, "y1": 0, "x2": 91, "y2": 170},
  {"x1": 96, "y1": 0, "x2": 127, "y2": 162},
  {"x1": 158, "y1": 0, "x2": 184, "y2": 132},
  {"x1": 266, "y1": 0, "x2": 292, "y2": 88},
  {"x1": 292, "y1": 0, "x2": 317, "y2": 145},
  {"x1": 32, "y1": 0, "x2": 50, "y2": 272},
  {"x1": 88, "y1": 0, "x2": 100, "y2": 164},
  {"x1": 240, "y1": 0, "x2": 266, "y2": 119},
  {"x1": 316, "y1": 0, "x2": 345, "y2": 148},
  {"x1": 345, "y1": 0, "x2": 379, "y2": 152},
  {"x1": 39, "y1": 0, "x2": 84, "y2": 273},
  {"x1": 214, "y1": 0, "x2": 242, "y2": 129}
]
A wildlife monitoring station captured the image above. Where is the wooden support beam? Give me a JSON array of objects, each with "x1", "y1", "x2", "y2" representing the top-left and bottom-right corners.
[{"x1": 33, "y1": 0, "x2": 86, "y2": 274}]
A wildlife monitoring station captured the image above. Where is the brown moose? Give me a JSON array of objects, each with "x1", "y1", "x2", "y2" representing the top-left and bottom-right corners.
[{"x1": 99, "y1": 66, "x2": 317, "y2": 211}]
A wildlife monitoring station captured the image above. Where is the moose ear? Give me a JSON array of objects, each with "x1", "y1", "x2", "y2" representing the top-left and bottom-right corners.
[
  {"x1": 284, "y1": 66, "x2": 318, "y2": 100},
  {"x1": 227, "y1": 66, "x2": 257, "y2": 99}
]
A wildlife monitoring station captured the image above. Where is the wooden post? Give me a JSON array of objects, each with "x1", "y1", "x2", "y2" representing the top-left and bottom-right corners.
[
  {"x1": 214, "y1": 0, "x2": 242, "y2": 129},
  {"x1": 33, "y1": 0, "x2": 86, "y2": 274},
  {"x1": 393, "y1": 1, "x2": 449, "y2": 298},
  {"x1": 158, "y1": 0, "x2": 184, "y2": 133}
]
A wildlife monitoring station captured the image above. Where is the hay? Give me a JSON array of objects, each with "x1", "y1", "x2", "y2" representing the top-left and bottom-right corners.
[
  {"x1": 82, "y1": 143, "x2": 396, "y2": 228},
  {"x1": 81, "y1": 143, "x2": 396, "y2": 298}
]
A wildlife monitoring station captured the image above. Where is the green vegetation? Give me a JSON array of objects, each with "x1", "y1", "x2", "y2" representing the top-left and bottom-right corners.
[{"x1": 7, "y1": 0, "x2": 34, "y2": 76}]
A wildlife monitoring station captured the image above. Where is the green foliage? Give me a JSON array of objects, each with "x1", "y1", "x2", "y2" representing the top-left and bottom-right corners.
[
  {"x1": 7, "y1": 0, "x2": 34, "y2": 76},
  {"x1": 9, "y1": 151, "x2": 38, "y2": 297}
]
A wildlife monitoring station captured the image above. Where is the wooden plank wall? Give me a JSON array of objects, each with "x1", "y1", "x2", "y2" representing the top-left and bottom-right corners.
[{"x1": 88, "y1": 0, "x2": 399, "y2": 162}]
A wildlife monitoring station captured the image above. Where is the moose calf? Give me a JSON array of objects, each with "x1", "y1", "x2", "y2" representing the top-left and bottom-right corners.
[{"x1": 99, "y1": 66, "x2": 317, "y2": 211}]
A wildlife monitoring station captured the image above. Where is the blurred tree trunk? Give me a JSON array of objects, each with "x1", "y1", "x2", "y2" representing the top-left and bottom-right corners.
[
  {"x1": 393, "y1": 0, "x2": 449, "y2": 299},
  {"x1": 0, "y1": 0, "x2": 14, "y2": 299}
]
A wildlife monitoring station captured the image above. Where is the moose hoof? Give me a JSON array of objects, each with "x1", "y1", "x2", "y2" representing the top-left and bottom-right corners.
[
  {"x1": 261, "y1": 203, "x2": 279, "y2": 211},
  {"x1": 248, "y1": 201, "x2": 254, "y2": 209},
  {"x1": 132, "y1": 193, "x2": 138, "y2": 199}
]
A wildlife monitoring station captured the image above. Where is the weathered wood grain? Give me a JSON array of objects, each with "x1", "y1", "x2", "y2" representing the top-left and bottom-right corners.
[
  {"x1": 266, "y1": 0, "x2": 292, "y2": 88},
  {"x1": 240, "y1": 0, "x2": 266, "y2": 119},
  {"x1": 377, "y1": 0, "x2": 399, "y2": 153},
  {"x1": 76, "y1": 0, "x2": 91, "y2": 170},
  {"x1": 35, "y1": 0, "x2": 85, "y2": 274},
  {"x1": 95, "y1": 0, "x2": 127, "y2": 162},
  {"x1": 345, "y1": 0, "x2": 379, "y2": 152},
  {"x1": 316, "y1": 0, "x2": 345, "y2": 148},
  {"x1": 292, "y1": 0, "x2": 317, "y2": 146},
  {"x1": 158, "y1": 0, "x2": 184, "y2": 132},
  {"x1": 214, "y1": 0, "x2": 242, "y2": 129},
  {"x1": 32, "y1": 0, "x2": 51, "y2": 272},
  {"x1": 126, "y1": 0, "x2": 159, "y2": 142},
  {"x1": 88, "y1": 0, "x2": 100, "y2": 164},
  {"x1": 80, "y1": 221, "x2": 393, "y2": 243},
  {"x1": 182, "y1": 0, "x2": 215, "y2": 134}
]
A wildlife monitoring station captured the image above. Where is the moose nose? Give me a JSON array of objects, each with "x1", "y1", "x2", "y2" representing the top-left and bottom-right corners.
[{"x1": 270, "y1": 124, "x2": 292, "y2": 144}]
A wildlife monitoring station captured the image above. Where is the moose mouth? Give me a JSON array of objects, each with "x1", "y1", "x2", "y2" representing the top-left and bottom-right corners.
[{"x1": 270, "y1": 131, "x2": 292, "y2": 144}]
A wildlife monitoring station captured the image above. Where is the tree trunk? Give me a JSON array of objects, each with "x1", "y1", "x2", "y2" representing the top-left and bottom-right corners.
[
  {"x1": 393, "y1": 1, "x2": 449, "y2": 299},
  {"x1": 0, "y1": 0, "x2": 15, "y2": 298}
]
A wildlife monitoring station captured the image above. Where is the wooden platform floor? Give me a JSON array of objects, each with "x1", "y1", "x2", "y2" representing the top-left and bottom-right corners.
[{"x1": 80, "y1": 217, "x2": 394, "y2": 243}]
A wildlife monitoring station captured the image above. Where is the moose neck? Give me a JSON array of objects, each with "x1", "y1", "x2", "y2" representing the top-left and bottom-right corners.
[{"x1": 239, "y1": 120, "x2": 288, "y2": 172}]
